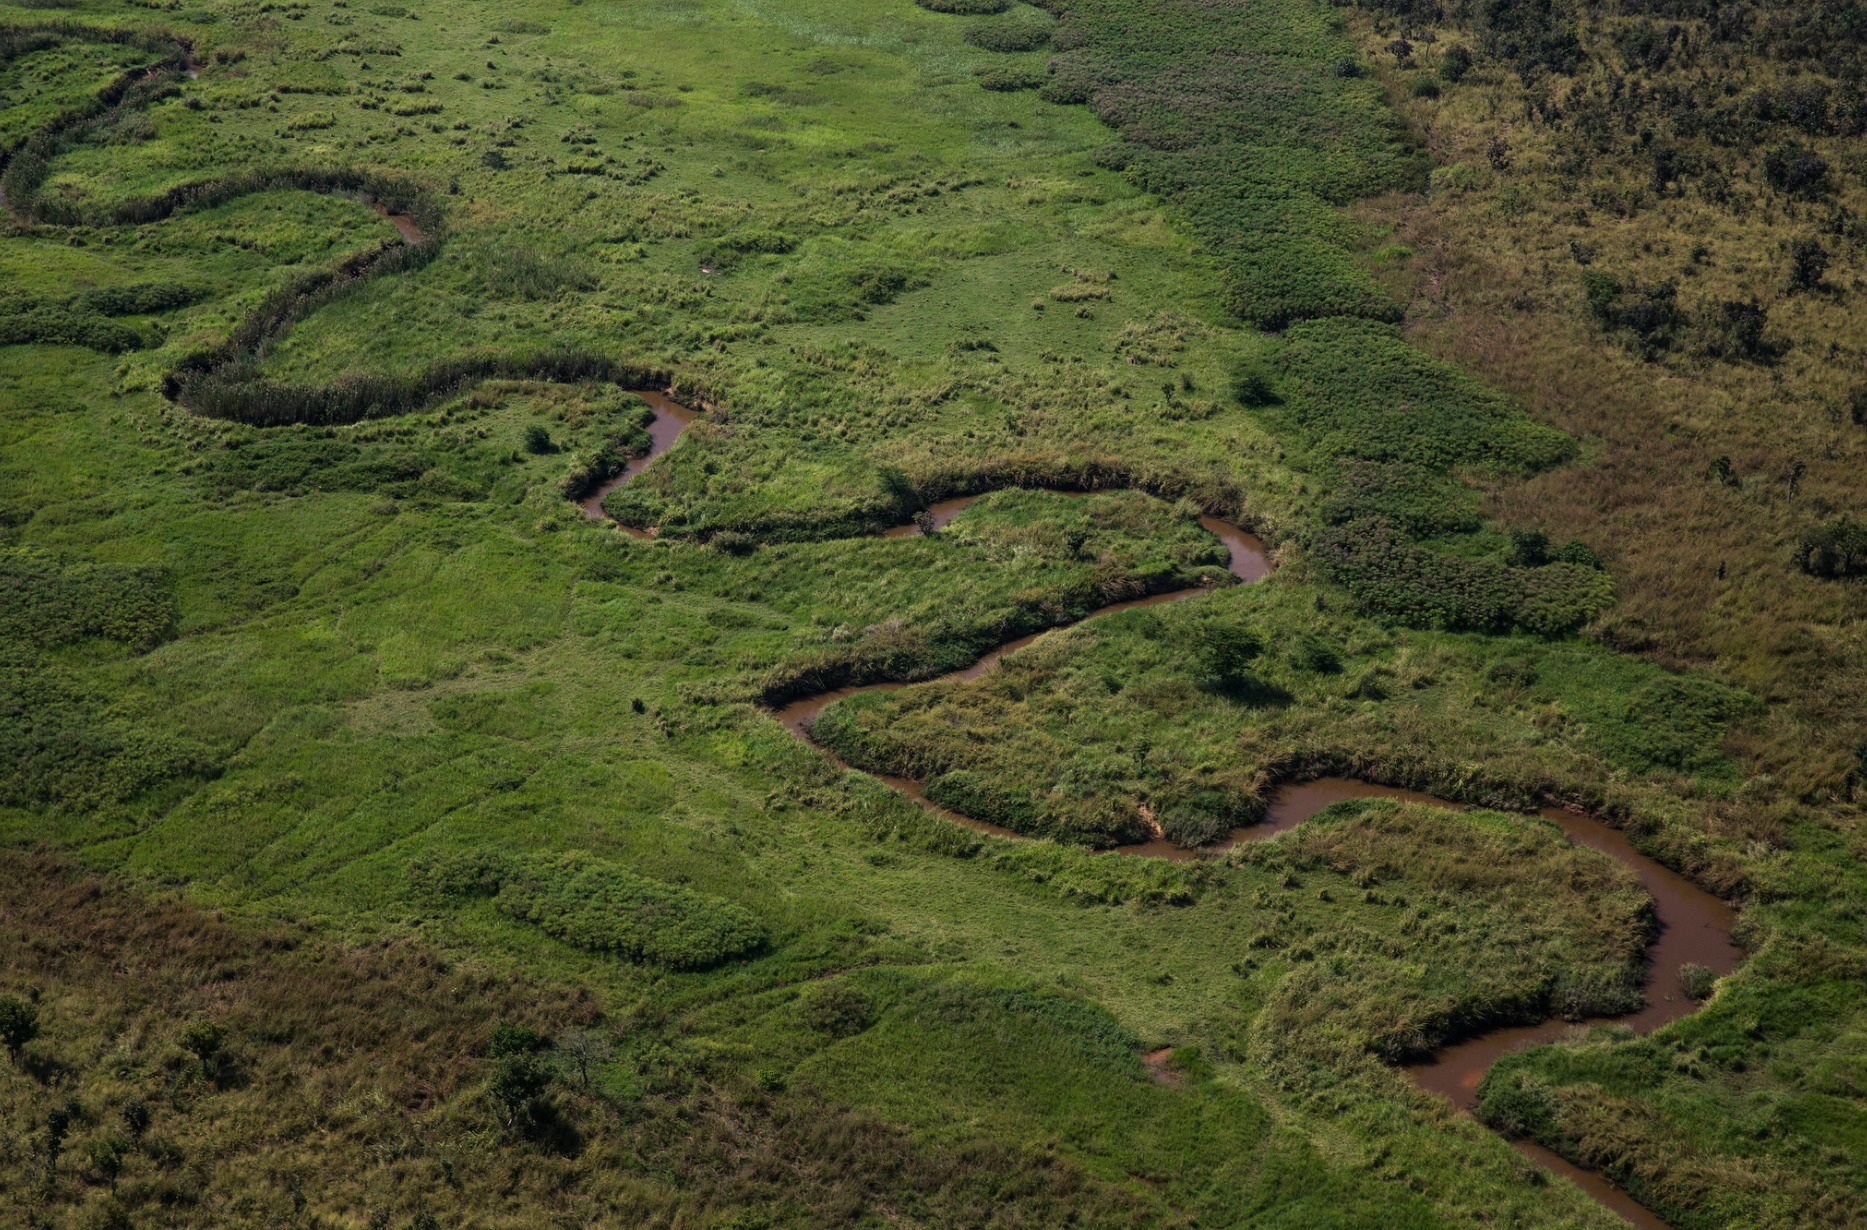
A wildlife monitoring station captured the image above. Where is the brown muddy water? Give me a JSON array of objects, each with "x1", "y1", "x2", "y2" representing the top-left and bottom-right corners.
[{"x1": 576, "y1": 391, "x2": 701, "y2": 533}]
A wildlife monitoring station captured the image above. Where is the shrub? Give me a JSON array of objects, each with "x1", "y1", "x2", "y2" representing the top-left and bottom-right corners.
[
  {"x1": 1318, "y1": 462, "x2": 1481, "y2": 537},
  {"x1": 963, "y1": 20, "x2": 1051, "y2": 52},
  {"x1": 801, "y1": 985, "x2": 875, "y2": 1038},
  {"x1": 493, "y1": 855, "x2": 766, "y2": 970},
  {"x1": 1699, "y1": 299, "x2": 1775, "y2": 362},
  {"x1": 523, "y1": 423, "x2": 552, "y2": 453},
  {"x1": 1763, "y1": 143, "x2": 1829, "y2": 193},
  {"x1": 1508, "y1": 528, "x2": 1550, "y2": 567},
  {"x1": 180, "y1": 1020, "x2": 227, "y2": 1077},
  {"x1": 1439, "y1": 45, "x2": 1474, "y2": 82},
  {"x1": 1410, "y1": 76, "x2": 1442, "y2": 99},
  {"x1": 0, "y1": 995, "x2": 39, "y2": 1062},
  {"x1": 977, "y1": 67, "x2": 1044, "y2": 91},
  {"x1": 1154, "y1": 786, "x2": 1249, "y2": 847},
  {"x1": 1788, "y1": 237, "x2": 1829, "y2": 292},
  {"x1": 0, "y1": 550, "x2": 175, "y2": 652},
  {"x1": 1308, "y1": 519, "x2": 1612, "y2": 636},
  {"x1": 488, "y1": 1022, "x2": 550, "y2": 1058},
  {"x1": 1679, "y1": 963, "x2": 1717, "y2": 1001},
  {"x1": 486, "y1": 1052, "x2": 554, "y2": 1129},
  {"x1": 1291, "y1": 634, "x2": 1342, "y2": 674},
  {"x1": 1190, "y1": 622, "x2": 1264, "y2": 696},
  {"x1": 913, "y1": 0, "x2": 1010, "y2": 12},
  {"x1": 1477, "y1": 1074, "x2": 1559, "y2": 1140},
  {"x1": 1277, "y1": 319, "x2": 1574, "y2": 475},
  {"x1": 1794, "y1": 518, "x2": 1867, "y2": 578},
  {"x1": 1230, "y1": 361, "x2": 1278, "y2": 407}
]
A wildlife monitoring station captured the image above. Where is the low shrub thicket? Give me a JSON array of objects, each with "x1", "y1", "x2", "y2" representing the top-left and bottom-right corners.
[
  {"x1": 929, "y1": 0, "x2": 1418, "y2": 329},
  {"x1": 0, "y1": 550, "x2": 175, "y2": 653},
  {"x1": 1275, "y1": 318, "x2": 1573, "y2": 474},
  {"x1": 1307, "y1": 518, "x2": 1611, "y2": 636},
  {"x1": 410, "y1": 850, "x2": 765, "y2": 971}
]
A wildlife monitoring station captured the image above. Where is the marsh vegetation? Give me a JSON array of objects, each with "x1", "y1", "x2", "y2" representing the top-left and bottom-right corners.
[{"x1": 1, "y1": 0, "x2": 1861, "y2": 1227}]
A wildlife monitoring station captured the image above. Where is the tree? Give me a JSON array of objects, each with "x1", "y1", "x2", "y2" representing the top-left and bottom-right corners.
[
  {"x1": 556, "y1": 1030, "x2": 612, "y2": 1090},
  {"x1": 121, "y1": 1097, "x2": 150, "y2": 1140},
  {"x1": 0, "y1": 995, "x2": 39, "y2": 1064},
  {"x1": 180, "y1": 1019, "x2": 227, "y2": 1079},
  {"x1": 1789, "y1": 238, "x2": 1829, "y2": 292},
  {"x1": 88, "y1": 1133, "x2": 130, "y2": 1192},
  {"x1": 488, "y1": 1021, "x2": 549, "y2": 1059},
  {"x1": 1439, "y1": 45, "x2": 1474, "y2": 82},
  {"x1": 1763, "y1": 144, "x2": 1828, "y2": 194},
  {"x1": 1191, "y1": 624, "x2": 1264, "y2": 696},
  {"x1": 487, "y1": 1052, "x2": 554, "y2": 1129},
  {"x1": 1508, "y1": 528, "x2": 1551, "y2": 567}
]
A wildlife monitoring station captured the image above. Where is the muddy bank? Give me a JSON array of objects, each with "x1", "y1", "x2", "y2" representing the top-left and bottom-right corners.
[
  {"x1": 373, "y1": 200, "x2": 422, "y2": 244},
  {"x1": 577, "y1": 391, "x2": 702, "y2": 533}
]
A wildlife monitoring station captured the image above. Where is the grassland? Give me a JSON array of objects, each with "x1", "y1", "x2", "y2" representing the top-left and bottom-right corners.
[{"x1": 2, "y1": 0, "x2": 1864, "y2": 1226}]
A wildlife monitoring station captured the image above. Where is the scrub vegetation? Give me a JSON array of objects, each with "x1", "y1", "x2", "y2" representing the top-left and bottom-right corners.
[{"x1": 0, "y1": 0, "x2": 1862, "y2": 1226}]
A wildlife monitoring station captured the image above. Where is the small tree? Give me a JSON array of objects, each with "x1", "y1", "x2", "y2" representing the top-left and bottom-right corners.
[
  {"x1": 556, "y1": 1030, "x2": 612, "y2": 1090},
  {"x1": 487, "y1": 1052, "x2": 554, "y2": 1129},
  {"x1": 121, "y1": 1098, "x2": 150, "y2": 1141},
  {"x1": 1191, "y1": 624, "x2": 1264, "y2": 697},
  {"x1": 487, "y1": 1022, "x2": 549, "y2": 1059},
  {"x1": 88, "y1": 1133, "x2": 130, "y2": 1192},
  {"x1": 1439, "y1": 45, "x2": 1473, "y2": 83},
  {"x1": 1788, "y1": 238, "x2": 1829, "y2": 292},
  {"x1": 1508, "y1": 529, "x2": 1551, "y2": 568},
  {"x1": 179, "y1": 1020, "x2": 226, "y2": 1080},
  {"x1": 522, "y1": 423, "x2": 552, "y2": 454},
  {"x1": 0, "y1": 995, "x2": 39, "y2": 1064}
]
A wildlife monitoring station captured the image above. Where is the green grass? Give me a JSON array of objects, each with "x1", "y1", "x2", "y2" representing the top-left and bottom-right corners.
[{"x1": 1, "y1": 0, "x2": 1862, "y2": 1225}]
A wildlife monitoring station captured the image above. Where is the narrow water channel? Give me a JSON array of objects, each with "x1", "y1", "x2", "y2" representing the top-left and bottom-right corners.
[
  {"x1": 774, "y1": 599, "x2": 1734, "y2": 1230},
  {"x1": 576, "y1": 391, "x2": 700, "y2": 532},
  {"x1": 566, "y1": 394, "x2": 1728, "y2": 1227}
]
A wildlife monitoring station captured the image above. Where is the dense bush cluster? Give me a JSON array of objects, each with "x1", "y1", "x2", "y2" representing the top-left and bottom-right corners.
[
  {"x1": 0, "y1": 659, "x2": 210, "y2": 809},
  {"x1": 1276, "y1": 319, "x2": 1574, "y2": 473},
  {"x1": 1317, "y1": 461, "x2": 1482, "y2": 537},
  {"x1": 913, "y1": 0, "x2": 1010, "y2": 12},
  {"x1": 933, "y1": 0, "x2": 1418, "y2": 330},
  {"x1": 1308, "y1": 518, "x2": 1611, "y2": 636},
  {"x1": 0, "y1": 282, "x2": 198, "y2": 352},
  {"x1": 962, "y1": 17, "x2": 1052, "y2": 52},
  {"x1": 1794, "y1": 517, "x2": 1867, "y2": 579},
  {"x1": 0, "y1": 550, "x2": 175, "y2": 653},
  {"x1": 409, "y1": 850, "x2": 765, "y2": 971}
]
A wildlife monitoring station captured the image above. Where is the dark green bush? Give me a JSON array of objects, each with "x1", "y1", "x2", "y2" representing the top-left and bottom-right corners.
[
  {"x1": 1476, "y1": 1073, "x2": 1560, "y2": 1140},
  {"x1": 1277, "y1": 319, "x2": 1575, "y2": 475},
  {"x1": 1291, "y1": 634, "x2": 1343, "y2": 674},
  {"x1": 1308, "y1": 519, "x2": 1611, "y2": 636},
  {"x1": 488, "y1": 1022, "x2": 550, "y2": 1058},
  {"x1": 0, "y1": 551, "x2": 175, "y2": 652},
  {"x1": 1190, "y1": 622, "x2": 1264, "y2": 696},
  {"x1": 1230, "y1": 361, "x2": 1278, "y2": 407},
  {"x1": 913, "y1": 0, "x2": 1010, "y2": 12},
  {"x1": 1795, "y1": 518, "x2": 1867, "y2": 578},
  {"x1": 1317, "y1": 462, "x2": 1481, "y2": 538},
  {"x1": 963, "y1": 19, "x2": 1051, "y2": 52},
  {"x1": 977, "y1": 67, "x2": 1043, "y2": 91},
  {"x1": 800, "y1": 985, "x2": 876, "y2": 1038}
]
